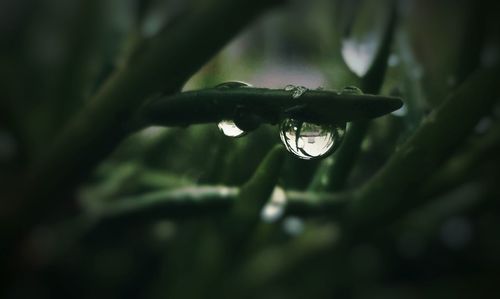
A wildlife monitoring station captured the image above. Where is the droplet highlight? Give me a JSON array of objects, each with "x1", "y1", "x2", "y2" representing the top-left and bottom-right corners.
[
  {"x1": 215, "y1": 81, "x2": 252, "y2": 89},
  {"x1": 218, "y1": 120, "x2": 246, "y2": 137},
  {"x1": 279, "y1": 119, "x2": 346, "y2": 160},
  {"x1": 340, "y1": 86, "x2": 363, "y2": 95}
]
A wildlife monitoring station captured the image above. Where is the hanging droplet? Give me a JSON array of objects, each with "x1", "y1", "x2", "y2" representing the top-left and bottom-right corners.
[
  {"x1": 279, "y1": 119, "x2": 346, "y2": 160},
  {"x1": 284, "y1": 85, "x2": 308, "y2": 99},
  {"x1": 218, "y1": 120, "x2": 246, "y2": 137},
  {"x1": 340, "y1": 86, "x2": 363, "y2": 95},
  {"x1": 215, "y1": 81, "x2": 252, "y2": 89}
]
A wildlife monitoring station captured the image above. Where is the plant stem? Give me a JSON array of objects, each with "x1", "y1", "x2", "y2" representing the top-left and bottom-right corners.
[
  {"x1": 135, "y1": 88, "x2": 403, "y2": 129},
  {"x1": 6, "y1": 0, "x2": 279, "y2": 242},
  {"x1": 82, "y1": 185, "x2": 350, "y2": 230},
  {"x1": 345, "y1": 67, "x2": 500, "y2": 233}
]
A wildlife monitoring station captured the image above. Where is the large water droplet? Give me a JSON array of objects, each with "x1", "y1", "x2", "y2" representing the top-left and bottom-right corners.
[
  {"x1": 279, "y1": 119, "x2": 346, "y2": 160},
  {"x1": 218, "y1": 120, "x2": 246, "y2": 137},
  {"x1": 215, "y1": 81, "x2": 252, "y2": 89}
]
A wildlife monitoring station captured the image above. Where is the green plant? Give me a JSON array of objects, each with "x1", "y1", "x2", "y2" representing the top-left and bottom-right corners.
[{"x1": 1, "y1": 0, "x2": 499, "y2": 298}]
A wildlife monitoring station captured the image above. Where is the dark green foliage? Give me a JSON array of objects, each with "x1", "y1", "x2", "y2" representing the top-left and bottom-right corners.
[{"x1": 1, "y1": 0, "x2": 500, "y2": 298}]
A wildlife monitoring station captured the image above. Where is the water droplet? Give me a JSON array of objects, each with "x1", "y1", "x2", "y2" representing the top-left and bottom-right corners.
[
  {"x1": 261, "y1": 186, "x2": 287, "y2": 223},
  {"x1": 279, "y1": 119, "x2": 346, "y2": 160},
  {"x1": 388, "y1": 54, "x2": 400, "y2": 67},
  {"x1": 391, "y1": 104, "x2": 408, "y2": 117},
  {"x1": 284, "y1": 85, "x2": 308, "y2": 99},
  {"x1": 215, "y1": 81, "x2": 252, "y2": 89},
  {"x1": 282, "y1": 216, "x2": 304, "y2": 236},
  {"x1": 218, "y1": 120, "x2": 246, "y2": 137},
  {"x1": 340, "y1": 86, "x2": 363, "y2": 95},
  {"x1": 292, "y1": 86, "x2": 307, "y2": 99}
]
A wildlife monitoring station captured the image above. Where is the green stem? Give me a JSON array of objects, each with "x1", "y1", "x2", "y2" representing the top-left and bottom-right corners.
[
  {"x1": 421, "y1": 120, "x2": 500, "y2": 197},
  {"x1": 83, "y1": 185, "x2": 349, "y2": 229},
  {"x1": 345, "y1": 67, "x2": 500, "y2": 233},
  {"x1": 309, "y1": 2, "x2": 397, "y2": 192},
  {"x1": 136, "y1": 88, "x2": 403, "y2": 129},
  {"x1": 7, "y1": 0, "x2": 279, "y2": 241}
]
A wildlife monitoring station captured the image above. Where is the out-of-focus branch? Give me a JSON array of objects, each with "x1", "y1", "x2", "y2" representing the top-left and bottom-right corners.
[
  {"x1": 84, "y1": 185, "x2": 350, "y2": 229},
  {"x1": 345, "y1": 67, "x2": 500, "y2": 233}
]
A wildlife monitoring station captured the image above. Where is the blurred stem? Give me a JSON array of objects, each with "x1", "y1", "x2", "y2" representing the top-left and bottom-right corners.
[
  {"x1": 345, "y1": 67, "x2": 500, "y2": 233},
  {"x1": 309, "y1": 121, "x2": 369, "y2": 191},
  {"x1": 309, "y1": 2, "x2": 397, "y2": 192},
  {"x1": 454, "y1": 0, "x2": 486, "y2": 86},
  {"x1": 50, "y1": 0, "x2": 107, "y2": 136},
  {"x1": 421, "y1": 120, "x2": 500, "y2": 198},
  {"x1": 226, "y1": 145, "x2": 285, "y2": 237},
  {"x1": 93, "y1": 109, "x2": 500, "y2": 230},
  {"x1": 83, "y1": 185, "x2": 349, "y2": 230},
  {"x1": 6, "y1": 0, "x2": 280, "y2": 243}
]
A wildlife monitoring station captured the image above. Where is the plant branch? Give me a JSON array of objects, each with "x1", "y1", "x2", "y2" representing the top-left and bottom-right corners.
[
  {"x1": 309, "y1": 2, "x2": 397, "y2": 192},
  {"x1": 83, "y1": 185, "x2": 350, "y2": 229},
  {"x1": 135, "y1": 88, "x2": 403, "y2": 129},
  {"x1": 6, "y1": 0, "x2": 280, "y2": 241},
  {"x1": 345, "y1": 67, "x2": 500, "y2": 233}
]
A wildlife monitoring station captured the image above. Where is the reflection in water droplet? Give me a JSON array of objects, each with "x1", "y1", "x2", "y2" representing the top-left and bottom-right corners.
[
  {"x1": 283, "y1": 85, "x2": 308, "y2": 99},
  {"x1": 340, "y1": 86, "x2": 363, "y2": 95},
  {"x1": 215, "y1": 81, "x2": 252, "y2": 89},
  {"x1": 218, "y1": 120, "x2": 246, "y2": 137},
  {"x1": 279, "y1": 119, "x2": 346, "y2": 160},
  {"x1": 292, "y1": 86, "x2": 307, "y2": 99}
]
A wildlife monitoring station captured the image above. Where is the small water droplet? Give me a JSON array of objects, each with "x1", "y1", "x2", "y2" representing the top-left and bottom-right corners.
[
  {"x1": 282, "y1": 216, "x2": 304, "y2": 236},
  {"x1": 284, "y1": 85, "x2": 308, "y2": 99},
  {"x1": 215, "y1": 81, "x2": 252, "y2": 89},
  {"x1": 218, "y1": 120, "x2": 246, "y2": 137},
  {"x1": 388, "y1": 54, "x2": 400, "y2": 67},
  {"x1": 292, "y1": 86, "x2": 307, "y2": 99},
  {"x1": 340, "y1": 86, "x2": 363, "y2": 95},
  {"x1": 279, "y1": 119, "x2": 346, "y2": 160}
]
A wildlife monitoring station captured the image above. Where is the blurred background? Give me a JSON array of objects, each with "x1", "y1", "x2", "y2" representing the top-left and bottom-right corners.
[{"x1": 1, "y1": 0, "x2": 500, "y2": 298}]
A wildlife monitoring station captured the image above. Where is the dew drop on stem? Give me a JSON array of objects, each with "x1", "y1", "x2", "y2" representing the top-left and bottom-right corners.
[
  {"x1": 284, "y1": 85, "x2": 308, "y2": 99},
  {"x1": 215, "y1": 81, "x2": 252, "y2": 89},
  {"x1": 279, "y1": 118, "x2": 346, "y2": 160},
  {"x1": 340, "y1": 86, "x2": 363, "y2": 95}
]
